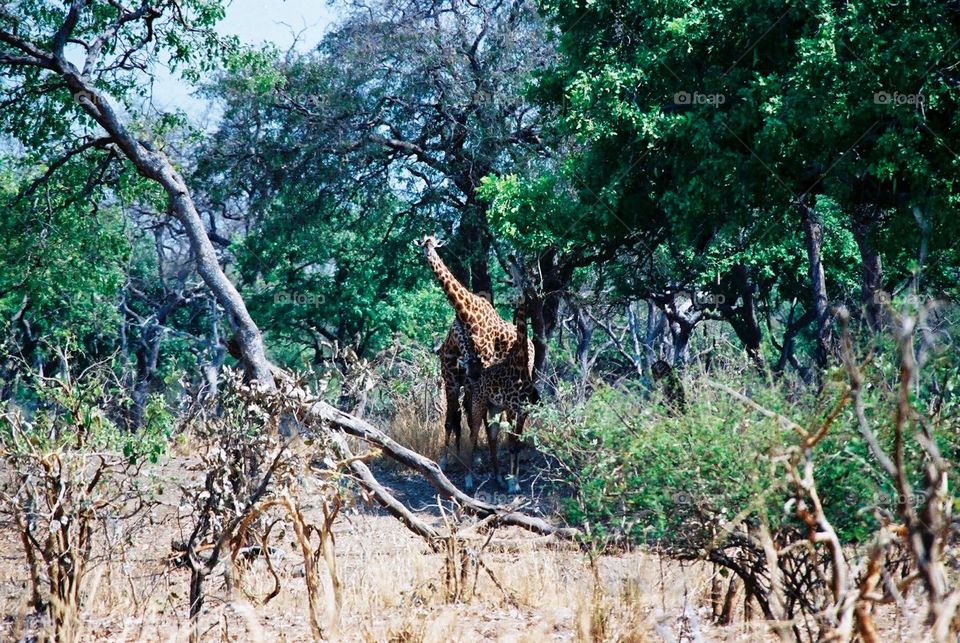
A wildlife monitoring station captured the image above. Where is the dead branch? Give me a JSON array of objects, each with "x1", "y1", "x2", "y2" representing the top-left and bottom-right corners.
[
  {"x1": 704, "y1": 379, "x2": 807, "y2": 437},
  {"x1": 264, "y1": 367, "x2": 580, "y2": 542}
]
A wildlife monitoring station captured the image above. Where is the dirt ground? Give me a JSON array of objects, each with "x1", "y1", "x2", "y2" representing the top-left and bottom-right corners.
[{"x1": 0, "y1": 447, "x2": 927, "y2": 642}]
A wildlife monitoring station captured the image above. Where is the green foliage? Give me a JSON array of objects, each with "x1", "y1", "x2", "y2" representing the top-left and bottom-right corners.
[
  {"x1": 135, "y1": 392, "x2": 175, "y2": 463},
  {"x1": 483, "y1": 0, "x2": 960, "y2": 316},
  {"x1": 480, "y1": 170, "x2": 593, "y2": 254},
  {"x1": 533, "y1": 379, "x2": 788, "y2": 546},
  {"x1": 0, "y1": 0, "x2": 229, "y2": 376},
  {"x1": 535, "y1": 328, "x2": 960, "y2": 549},
  {"x1": 0, "y1": 158, "x2": 130, "y2": 355},
  {"x1": 1, "y1": 350, "x2": 173, "y2": 465},
  {"x1": 229, "y1": 192, "x2": 444, "y2": 364},
  {"x1": 0, "y1": 1, "x2": 235, "y2": 146},
  {"x1": 191, "y1": 0, "x2": 559, "y2": 363}
]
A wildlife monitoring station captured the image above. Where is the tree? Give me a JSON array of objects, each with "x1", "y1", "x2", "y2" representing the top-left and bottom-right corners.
[
  {"x1": 0, "y1": 0, "x2": 273, "y2": 384},
  {"x1": 486, "y1": 0, "x2": 960, "y2": 372},
  {"x1": 0, "y1": 156, "x2": 128, "y2": 388},
  {"x1": 0, "y1": 1, "x2": 577, "y2": 575},
  {"x1": 199, "y1": 0, "x2": 555, "y2": 304},
  {"x1": 193, "y1": 58, "x2": 448, "y2": 360}
]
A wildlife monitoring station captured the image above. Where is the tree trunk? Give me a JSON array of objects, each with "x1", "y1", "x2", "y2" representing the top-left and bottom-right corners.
[
  {"x1": 627, "y1": 302, "x2": 653, "y2": 377},
  {"x1": 719, "y1": 264, "x2": 765, "y2": 371},
  {"x1": 719, "y1": 575, "x2": 741, "y2": 625},
  {"x1": 205, "y1": 299, "x2": 225, "y2": 395},
  {"x1": 528, "y1": 293, "x2": 550, "y2": 384},
  {"x1": 53, "y1": 61, "x2": 274, "y2": 387},
  {"x1": 573, "y1": 305, "x2": 593, "y2": 383},
  {"x1": 799, "y1": 198, "x2": 832, "y2": 368},
  {"x1": 774, "y1": 306, "x2": 816, "y2": 384},
  {"x1": 521, "y1": 247, "x2": 573, "y2": 382},
  {"x1": 850, "y1": 204, "x2": 883, "y2": 331},
  {"x1": 644, "y1": 301, "x2": 666, "y2": 368},
  {"x1": 670, "y1": 317, "x2": 693, "y2": 368},
  {"x1": 912, "y1": 205, "x2": 931, "y2": 295},
  {"x1": 662, "y1": 295, "x2": 701, "y2": 370},
  {"x1": 455, "y1": 206, "x2": 493, "y2": 302},
  {"x1": 188, "y1": 569, "x2": 205, "y2": 643},
  {"x1": 132, "y1": 322, "x2": 162, "y2": 427}
]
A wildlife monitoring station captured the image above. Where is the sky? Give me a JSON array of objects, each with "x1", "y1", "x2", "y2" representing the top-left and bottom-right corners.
[{"x1": 150, "y1": 0, "x2": 339, "y2": 117}]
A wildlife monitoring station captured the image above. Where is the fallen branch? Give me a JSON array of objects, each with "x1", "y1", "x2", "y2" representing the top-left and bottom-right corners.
[
  {"x1": 325, "y1": 430, "x2": 443, "y2": 546},
  {"x1": 308, "y1": 398, "x2": 581, "y2": 540},
  {"x1": 247, "y1": 369, "x2": 581, "y2": 549}
]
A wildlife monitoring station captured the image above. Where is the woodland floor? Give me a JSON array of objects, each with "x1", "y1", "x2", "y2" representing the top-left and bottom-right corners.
[{"x1": 0, "y1": 436, "x2": 929, "y2": 642}]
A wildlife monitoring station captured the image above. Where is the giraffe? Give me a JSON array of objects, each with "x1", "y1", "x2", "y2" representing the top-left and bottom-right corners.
[
  {"x1": 463, "y1": 294, "x2": 539, "y2": 493},
  {"x1": 415, "y1": 235, "x2": 533, "y2": 479}
]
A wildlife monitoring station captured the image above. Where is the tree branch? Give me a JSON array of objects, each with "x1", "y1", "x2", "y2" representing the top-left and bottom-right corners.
[
  {"x1": 0, "y1": 29, "x2": 55, "y2": 67},
  {"x1": 368, "y1": 133, "x2": 448, "y2": 174},
  {"x1": 52, "y1": 0, "x2": 87, "y2": 60},
  {"x1": 15, "y1": 137, "x2": 114, "y2": 203}
]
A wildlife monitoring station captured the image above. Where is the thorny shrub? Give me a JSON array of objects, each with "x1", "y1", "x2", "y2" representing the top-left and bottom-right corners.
[
  {"x1": 532, "y1": 308, "x2": 960, "y2": 641},
  {"x1": 0, "y1": 351, "x2": 171, "y2": 641},
  {"x1": 173, "y1": 368, "x2": 343, "y2": 642}
]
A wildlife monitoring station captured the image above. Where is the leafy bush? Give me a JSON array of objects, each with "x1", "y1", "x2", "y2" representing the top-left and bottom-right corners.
[
  {"x1": 532, "y1": 377, "x2": 788, "y2": 547},
  {"x1": 533, "y1": 333, "x2": 960, "y2": 551}
]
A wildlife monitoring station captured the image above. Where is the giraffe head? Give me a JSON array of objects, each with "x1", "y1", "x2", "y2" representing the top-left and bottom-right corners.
[{"x1": 414, "y1": 234, "x2": 444, "y2": 257}]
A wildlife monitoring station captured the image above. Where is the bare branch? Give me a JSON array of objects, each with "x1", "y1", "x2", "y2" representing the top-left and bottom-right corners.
[
  {"x1": 0, "y1": 29, "x2": 54, "y2": 67},
  {"x1": 368, "y1": 133, "x2": 448, "y2": 174},
  {"x1": 703, "y1": 379, "x2": 807, "y2": 438}
]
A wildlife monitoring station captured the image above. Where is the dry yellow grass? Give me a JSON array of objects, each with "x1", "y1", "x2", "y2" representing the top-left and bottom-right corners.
[{"x1": 0, "y1": 450, "x2": 930, "y2": 642}]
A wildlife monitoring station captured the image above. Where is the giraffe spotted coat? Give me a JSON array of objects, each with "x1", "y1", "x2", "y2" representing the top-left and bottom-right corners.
[{"x1": 416, "y1": 235, "x2": 533, "y2": 483}]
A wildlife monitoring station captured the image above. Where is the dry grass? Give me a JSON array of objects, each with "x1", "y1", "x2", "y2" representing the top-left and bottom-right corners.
[
  {"x1": 384, "y1": 396, "x2": 446, "y2": 465},
  {"x1": 0, "y1": 446, "x2": 771, "y2": 643},
  {"x1": 0, "y1": 447, "x2": 930, "y2": 642}
]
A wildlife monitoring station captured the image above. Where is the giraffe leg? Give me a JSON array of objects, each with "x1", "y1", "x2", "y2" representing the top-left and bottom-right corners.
[
  {"x1": 505, "y1": 412, "x2": 525, "y2": 495},
  {"x1": 486, "y1": 413, "x2": 501, "y2": 489},
  {"x1": 464, "y1": 391, "x2": 485, "y2": 493},
  {"x1": 463, "y1": 382, "x2": 476, "y2": 463},
  {"x1": 439, "y1": 359, "x2": 464, "y2": 472},
  {"x1": 487, "y1": 412, "x2": 511, "y2": 492}
]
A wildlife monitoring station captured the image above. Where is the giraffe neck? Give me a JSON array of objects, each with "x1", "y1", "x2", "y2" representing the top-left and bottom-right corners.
[{"x1": 425, "y1": 247, "x2": 484, "y2": 326}]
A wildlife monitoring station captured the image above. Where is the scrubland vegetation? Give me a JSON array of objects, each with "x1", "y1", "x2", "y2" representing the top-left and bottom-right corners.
[{"x1": 2, "y1": 0, "x2": 960, "y2": 641}]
